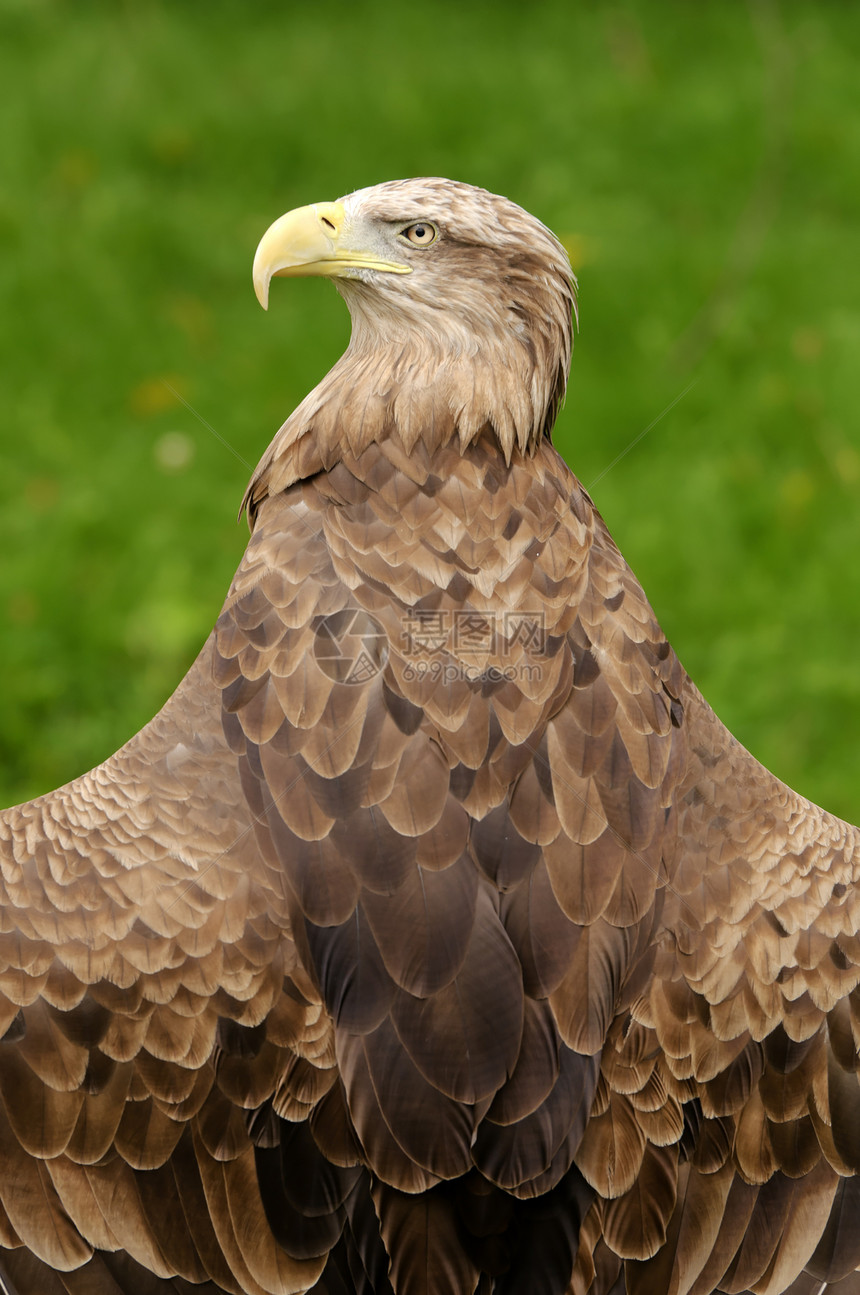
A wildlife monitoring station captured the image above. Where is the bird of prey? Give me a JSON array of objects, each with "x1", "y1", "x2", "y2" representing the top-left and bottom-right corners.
[{"x1": 1, "y1": 178, "x2": 859, "y2": 1295}]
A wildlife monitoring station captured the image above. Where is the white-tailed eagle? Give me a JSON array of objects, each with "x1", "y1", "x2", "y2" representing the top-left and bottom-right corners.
[{"x1": 1, "y1": 178, "x2": 858, "y2": 1295}]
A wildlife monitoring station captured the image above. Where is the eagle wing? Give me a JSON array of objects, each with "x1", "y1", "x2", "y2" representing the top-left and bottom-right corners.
[{"x1": 0, "y1": 632, "x2": 334, "y2": 1295}]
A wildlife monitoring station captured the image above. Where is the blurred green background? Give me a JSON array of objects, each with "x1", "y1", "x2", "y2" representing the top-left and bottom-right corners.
[{"x1": 1, "y1": 0, "x2": 858, "y2": 819}]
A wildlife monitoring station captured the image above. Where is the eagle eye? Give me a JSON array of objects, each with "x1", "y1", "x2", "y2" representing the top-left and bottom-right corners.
[{"x1": 400, "y1": 222, "x2": 437, "y2": 247}]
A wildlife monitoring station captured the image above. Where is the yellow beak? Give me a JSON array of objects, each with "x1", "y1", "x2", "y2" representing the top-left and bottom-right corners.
[{"x1": 252, "y1": 201, "x2": 411, "y2": 309}]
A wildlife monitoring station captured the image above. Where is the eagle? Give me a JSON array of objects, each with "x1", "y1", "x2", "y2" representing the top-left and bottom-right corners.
[{"x1": 1, "y1": 178, "x2": 859, "y2": 1295}]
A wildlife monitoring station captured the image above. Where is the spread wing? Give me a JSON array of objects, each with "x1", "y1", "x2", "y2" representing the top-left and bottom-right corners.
[
  {"x1": 0, "y1": 642, "x2": 332, "y2": 1295},
  {"x1": 629, "y1": 685, "x2": 860, "y2": 1295},
  {"x1": 2, "y1": 425, "x2": 860, "y2": 1295}
]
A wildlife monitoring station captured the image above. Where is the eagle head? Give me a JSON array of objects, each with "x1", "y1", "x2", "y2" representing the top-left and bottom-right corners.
[{"x1": 252, "y1": 179, "x2": 576, "y2": 469}]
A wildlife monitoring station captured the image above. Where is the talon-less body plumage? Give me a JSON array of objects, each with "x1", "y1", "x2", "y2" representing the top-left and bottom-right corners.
[{"x1": 1, "y1": 179, "x2": 858, "y2": 1295}]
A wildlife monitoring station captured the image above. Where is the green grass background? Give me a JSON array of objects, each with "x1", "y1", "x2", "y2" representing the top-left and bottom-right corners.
[{"x1": 1, "y1": 0, "x2": 858, "y2": 820}]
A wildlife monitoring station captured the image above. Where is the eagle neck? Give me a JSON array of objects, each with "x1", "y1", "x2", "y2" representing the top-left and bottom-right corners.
[{"x1": 242, "y1": 329, "x2": 567, "y2": 526}]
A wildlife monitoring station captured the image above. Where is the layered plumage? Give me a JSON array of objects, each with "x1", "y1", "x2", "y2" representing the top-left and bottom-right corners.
[{"x1": 1, "y1": 178, "x2": 859, "y2": 1295}]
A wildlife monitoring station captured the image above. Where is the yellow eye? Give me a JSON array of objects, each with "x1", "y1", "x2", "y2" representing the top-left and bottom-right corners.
[{"x1": 400, "y1": 222, "x2": 437, "y2": 247}]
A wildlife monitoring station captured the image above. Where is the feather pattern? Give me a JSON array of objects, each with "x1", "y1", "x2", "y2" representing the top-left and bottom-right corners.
[{"x1": 1, "y1": 177, "x2": 859, "y2": 1293}]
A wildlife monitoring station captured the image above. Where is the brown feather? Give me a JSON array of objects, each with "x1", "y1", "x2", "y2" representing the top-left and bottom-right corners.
[
  {"x1": 372, "y1": 1181, "x2": 481, "y2": 1295},
  {"x1": 602, "y1": 1141, "x2": 678, "y2": 1261},
  {"x1": 575, "y1": 1091, "x2": 647, "y2": 1199},
  {"x1": 625, "y1": 1161, "x2": 734, "y2": 1295},
  {"x1": 753, "y1": 1159, "x2": 838, "y2": 1295}
]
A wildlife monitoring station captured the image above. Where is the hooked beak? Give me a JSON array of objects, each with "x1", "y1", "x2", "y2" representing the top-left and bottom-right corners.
[{"x1": 252, "y1": 201, "x2": 411, "y2": 309}]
